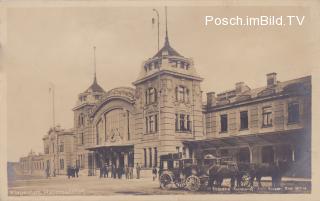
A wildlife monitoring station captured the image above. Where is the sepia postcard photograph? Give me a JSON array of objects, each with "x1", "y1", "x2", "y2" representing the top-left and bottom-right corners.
[{"x1": 0, "y1": 0, "x2": 319, "y2": 201}]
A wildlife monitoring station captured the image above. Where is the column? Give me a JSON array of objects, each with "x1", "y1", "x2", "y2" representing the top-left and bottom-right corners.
[
  {"x1": 116, "y1": 152, "x2": 119, "y2": 168},
  {"x1": 185, "y1": 146, "x2": 190, "y2": 159},
  {"x1": 124, "y1": 152, "x2": 128, "y2": 167},
  {"x1": 291, "y1": 144, "x2": 295, "y2": 162},
  {"x1": 248, "y1": 146, "x2": 253, "y2": 163}
]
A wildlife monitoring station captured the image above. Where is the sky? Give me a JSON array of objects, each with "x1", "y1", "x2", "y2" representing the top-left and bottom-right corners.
[{"x1": 3, "y1": 5, "x2": 317, "y2": 161}]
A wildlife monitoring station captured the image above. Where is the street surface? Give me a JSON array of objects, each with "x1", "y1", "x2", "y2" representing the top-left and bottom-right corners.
[{"x1": 8, "y1": 174, "x2": 311, "y2": 196}]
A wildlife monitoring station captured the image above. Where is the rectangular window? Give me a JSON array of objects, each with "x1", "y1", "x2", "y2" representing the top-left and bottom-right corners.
[
  {"x1": 262, "y1": 106, "x2": 272, "y2": 127},
  {"x1": 81, "y1": 133, "x2": 84, "y2": 145},
  {"x1": 149, "y1": 148, "x2": 152, "y2": 168},
  {"x1": 144, "y1": 148, "x2": 147, "y2": 168},
  {"x1": 59, "y1": 143, "x2": 64, "y2": 152},
  {"x1": 45, "y1": 146, "x2": 49, "y2": 154},
  {"x1": 240, "y1": 111, "x2": 248, "y2": 130},
  {"x1": 145, "y1": 117, "x2": 148, "y2": 133},
  {"x1": 52, "y1": 143, "x2": 55, "y2": 153},
  {"x1": 176, "y1": 86, "x2": 188, "y2": 102},
  {"x1": 187, "y1": 115, "x2": 191, "y2": 131},
  {"x1": 154, "y1": 147, "x2": 158, "y2": 167},
  {"x1": 60, "y1": 159, "x2": 64, "y2": 170},
  {"x1": 288, "y1": 102, "x2": 300, "y2": 123},
  {"x1": 176, "y1": 146, "x2": 180, "y2": 153},
  {"x1": 180, "y1": 114, "x2": 185, "y2": 131},
  {"x1": 175, "y1": 114, "x2": 179, "y2": 131},
  {"x1": 220, "y1": 114, "x2": 228, "y2": 132},
  {"x1": 155, "y1": 114, "x2": 158, "y2": 132},
  {"x1": 149, "y1": 116, "x2": 155, "y2": 132}
]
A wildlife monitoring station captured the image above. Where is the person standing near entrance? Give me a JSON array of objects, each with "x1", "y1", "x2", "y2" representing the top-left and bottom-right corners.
[
  {"x1": 124, "y1": 165, "x2": 129, "y2": 179},
  {"x1": 129, "y1": 166, "x2": 133, "y2": 179},
  {"x1": 152, "y1": 166, "x2": 157, "y2": 181},
  {"x1": 117, "y1": 166, "x2": 123, "y2": 179},
  {"x1": 105, "y1": 164, "x2": 109, "y2": 178},
  {"x1": 75, "y1": 165, "x2": 79, "y2": 178},
  {"x1": 112, "y1": 164, "x2": 116, "y2": 179},
  {"x1": 136, "y1": 163, "x2": 141, "y2": 179},
  {"x1": 99, "y1": 165, "x2": 103, "y2": 178},
  {"x1": 45, "y1": 167, "x2": 50, "y2": 179}
]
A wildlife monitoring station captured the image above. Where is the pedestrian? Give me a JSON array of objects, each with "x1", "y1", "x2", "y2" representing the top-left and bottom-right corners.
[
  {"x1": 112, "y1": 164, "x2": 116, "y2": 179},
  {"x1": 136, "y1": 163, "x2": 141, "y2": 179},
  {"x1": 75, "y1": 165, "x2": 79, "y2": 178},
  {"x1": 67, "y1": 166, "x2": 71, "y2": 179},
  {"x1": 128, "y1": 166, "x2": 132, "y2": 179},
  {"x1": 117, "y1": 166, "x2": 123, "y2": 179},
  {"x1": 125, "y1": 165, "x2": 129, "y2": 179},
  {"x1": 152, "y1": 166, "x2": 157, "y2": 181},
  {"x1": 103, "y1": 164, "x2": 107, "y2": 178},
  {"x1": 45, "y1": 167, "x2": 49, "y2": 179},
  {"x1": 105, "y1": 164, "x2": 109, "y2": 178},
  {"x1": 72, "y1": 167, "x2": 75, "y2": 178},
  {"x1": 99, "y1": 165, "x2": 103, "y2": 178},
  {"x1": 130, "y1": 166, "x2": 133, "y2": 179}
]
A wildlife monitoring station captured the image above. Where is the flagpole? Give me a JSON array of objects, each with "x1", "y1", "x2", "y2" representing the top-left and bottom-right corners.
[
  {"x1": 152, "y1": 9, "x2": 160, "y2": 52},
  {"x1": 49, "y1": 83, "x2": 55, "y2": 128}
]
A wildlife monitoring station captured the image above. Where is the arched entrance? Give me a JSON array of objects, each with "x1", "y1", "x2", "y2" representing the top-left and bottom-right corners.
[
  {"x1": 262, "y1": 146, "x2": 274, "y2": 163},
  {"x1": 238, "y1": 147, "x2": 250, "y2": 163}
]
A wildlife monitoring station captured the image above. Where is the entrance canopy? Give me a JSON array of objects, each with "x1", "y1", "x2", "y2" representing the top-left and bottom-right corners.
[
  {"x1": 86, "y1": 143, "x2": 134, "y2": 152},
  {"x1": 183, "y1": 128, "x2": 306, "y2": 149}
]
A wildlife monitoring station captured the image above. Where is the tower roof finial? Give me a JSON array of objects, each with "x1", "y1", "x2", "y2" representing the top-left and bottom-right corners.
[
  {"x1": 93, "y1": 46, "x2": 97, "y2": 83},
  {"x1": 165, "y1": 6, "x2": 169, "y2": 46}
]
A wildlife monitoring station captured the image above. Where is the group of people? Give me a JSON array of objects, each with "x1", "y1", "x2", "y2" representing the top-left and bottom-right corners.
[
  {"x1": 67, "y1": 166, "x2": 80, "y2": 179},
  {"x1": 99, "y1": 163, "x2": 142, "y2": 179}
]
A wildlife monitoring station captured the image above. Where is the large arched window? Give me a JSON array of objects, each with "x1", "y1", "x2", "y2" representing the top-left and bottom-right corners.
[{"x1": 145, "y1": 87, "x2": 157, "y2": 104}]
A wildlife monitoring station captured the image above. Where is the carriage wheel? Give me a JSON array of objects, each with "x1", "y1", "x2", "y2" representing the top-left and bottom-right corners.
[
  {"x1": 186, "y1": 175, "x2": 201, "y2": 191},
  {"x1": 241, "y1": 173, "x2": 250, "y2": 188},
  {"x1": 160, "y1": 173, "x2": 172, "y2": 190},
  {"x1": 174, "y1": 178, "x2": 186, "y2": 189}
]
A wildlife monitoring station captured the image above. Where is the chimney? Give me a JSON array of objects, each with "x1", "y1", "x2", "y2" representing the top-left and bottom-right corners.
[
  {"x1": 235, "y1": 82, "x2": 245, "y2": 93},
  {"x1": 266, "y1": 72, "x2": 277, "y2": 87},
  {"x1": 207, "y1": 92, "x2": 216, "y2": 107}
]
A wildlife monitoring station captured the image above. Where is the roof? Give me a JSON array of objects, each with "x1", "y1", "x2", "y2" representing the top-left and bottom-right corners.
[
  {"x1": 211, "y1": 75, "x2": 311, "y2": 108},
  {"x1": 152, "y1": 36, "x2": 183, "y2": 58},
  {"x1": 84, "y1": 77, "x2": 105, "y2": 93}
]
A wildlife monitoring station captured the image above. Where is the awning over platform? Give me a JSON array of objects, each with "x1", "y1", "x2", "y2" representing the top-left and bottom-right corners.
[
  {"x1": 86, "y1": 143, "x2": 134, "y2": 151},
  {"x1": 183, "y1": 129, "x2": 306, "y2": 149}
]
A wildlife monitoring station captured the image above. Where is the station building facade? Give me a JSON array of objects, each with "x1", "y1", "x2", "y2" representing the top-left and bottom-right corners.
[{"x1": 18, "y1": 33, "x2": 311, "y2": 178}]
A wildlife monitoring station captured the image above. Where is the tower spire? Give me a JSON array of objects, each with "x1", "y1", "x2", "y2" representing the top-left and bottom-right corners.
[
  {"x1": 93, "y1": 46, "x2": 97, "y2": 83},
  {"x1": 164, "y1": 6, "x2": 169, "y2": 46}
]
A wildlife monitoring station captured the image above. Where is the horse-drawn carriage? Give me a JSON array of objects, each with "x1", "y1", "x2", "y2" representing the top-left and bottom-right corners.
[
  {"x1": 159, "y1": 153, "x2": 251, "y2": 191},
  {"x1": 159, "y1": 152, "x2": 289, "y2": 192}
]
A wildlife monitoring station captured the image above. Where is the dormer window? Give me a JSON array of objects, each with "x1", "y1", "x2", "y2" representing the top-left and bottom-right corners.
[
  {"x1": 186, "y1": 63, "x2": 190, "y2": 70},
  {"x1": 145, "y1": 87, "x2": 157, "y2": 104},
  {"x1": 95, "y1": 95, "x2": 100, "y2": 100},
  {"x1": 154, "y1": 61, "x2": 160, "y2": 69},
  {"x1": 180, "y1": 61, "x2": 185, "y2": 69},
  {"x1": 80, "y1": 96, "x2": 87, "y2": 102}
]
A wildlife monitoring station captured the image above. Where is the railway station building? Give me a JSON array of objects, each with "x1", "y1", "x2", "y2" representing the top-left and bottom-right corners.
[{"x1": 18, "y1": 30, "x2": 311, "y2": 179}]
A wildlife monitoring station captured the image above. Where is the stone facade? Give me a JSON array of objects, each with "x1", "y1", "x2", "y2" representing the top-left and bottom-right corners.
[
  {"x1": 19, "y1": 150, "x2": 45, "y2": 176},
  {"x1": 42, "y1": 127, "x2": 75, "y2": 175},
  {"x1": 18, "y1": 34, "x2": 311, "y2": 178}
]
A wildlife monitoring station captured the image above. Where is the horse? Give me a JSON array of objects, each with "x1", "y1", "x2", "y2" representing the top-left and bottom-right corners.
[
  {"x1": 247, "y1": 160, "x2": 289, "y2": 188},
  {"x1": 208, "y1": 163, "x2": 239, "y2": 191}
]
